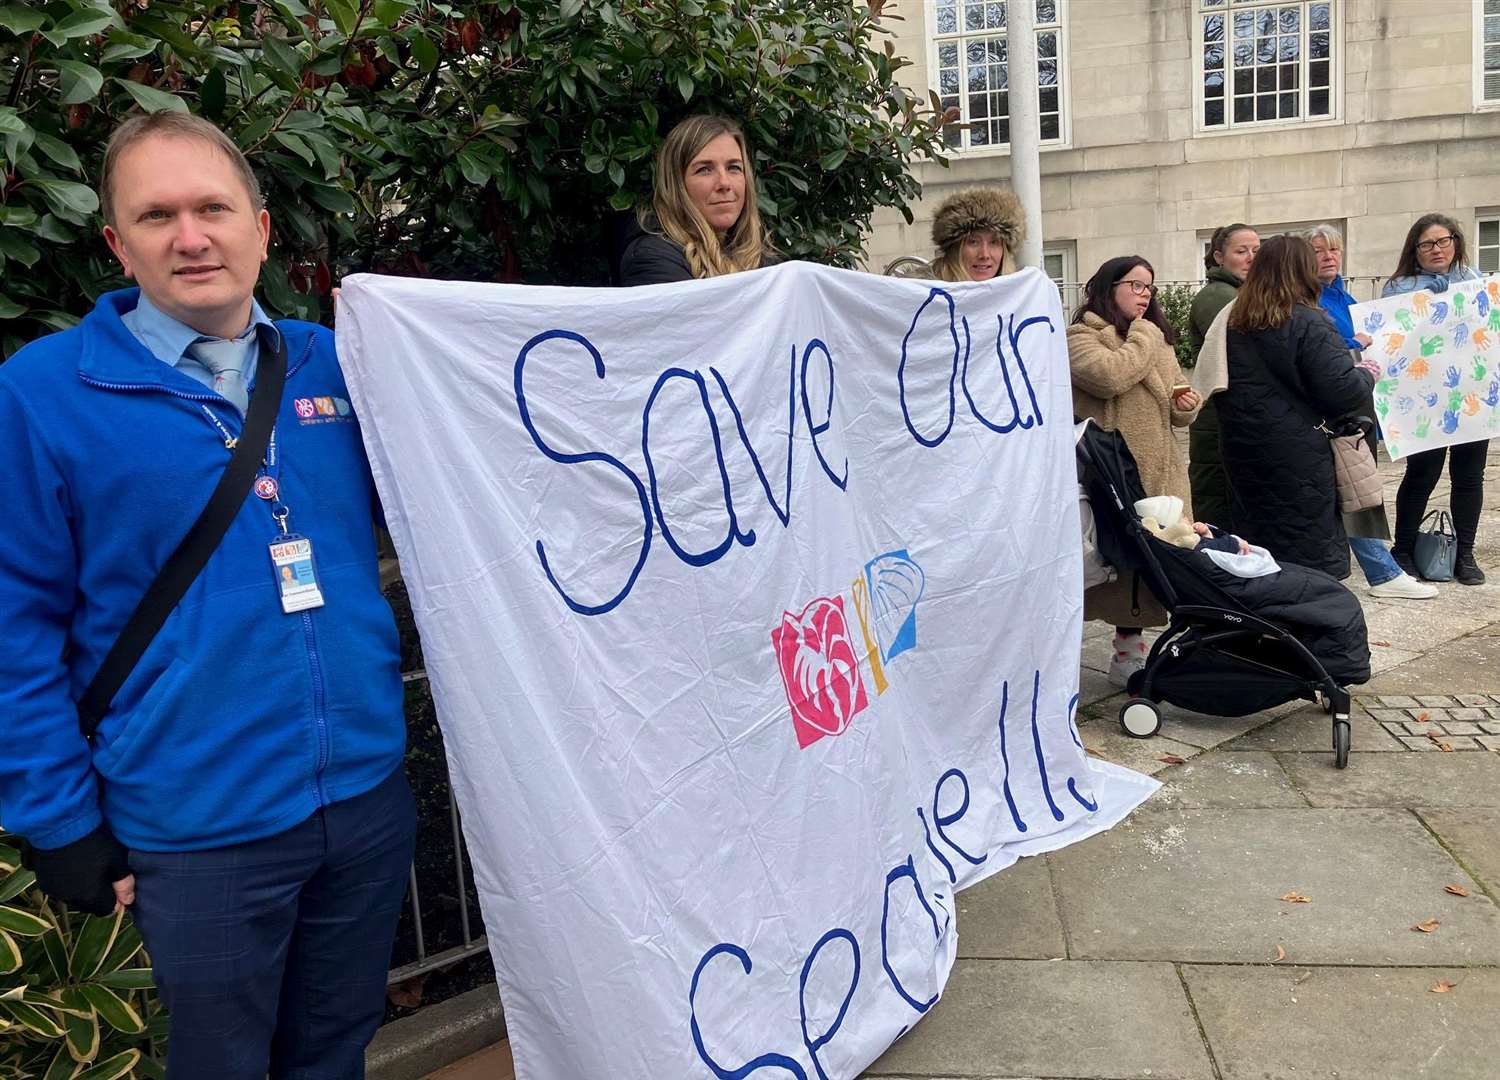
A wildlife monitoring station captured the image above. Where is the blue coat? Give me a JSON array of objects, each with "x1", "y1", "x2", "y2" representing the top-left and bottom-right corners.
[
  {"x1": 1317, "y1": 277, "x2": 1362, "y2": 350},
  {"x1": 0, "y1": 289, "x2": 406, "y2": 852}
]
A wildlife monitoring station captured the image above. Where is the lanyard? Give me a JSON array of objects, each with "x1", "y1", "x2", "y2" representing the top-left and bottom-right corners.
[{"x1": 197, "y1": 403, "x2": 292, "y2": 535}]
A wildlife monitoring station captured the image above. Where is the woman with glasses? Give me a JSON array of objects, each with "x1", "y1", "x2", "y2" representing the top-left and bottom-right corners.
[
  {"x1": 1068, "y1": 256, "x2": 1201, "y2": 687},
  {"x1": 1308, "y1": 223, "x2": 1436, "y2": 600},
  {"x1": 1218, "y1": 235, "x2": 1379, "y2": 578},
  {"x1": 1380, "y1": 214, "x2": 1488, "y2": 585}
]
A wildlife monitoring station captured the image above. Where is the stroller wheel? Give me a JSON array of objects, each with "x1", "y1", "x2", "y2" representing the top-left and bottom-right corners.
[
  {"x1": 1119, "y1": 699, "x2": 1162, "y2": 739},
  {"x1": 1333, "y1": 719, "x2": 1351, "y2": 769}
]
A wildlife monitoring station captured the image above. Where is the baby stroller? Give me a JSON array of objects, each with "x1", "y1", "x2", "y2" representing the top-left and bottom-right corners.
[{"x1": 1076, "y1": 422, "x2": 1369, "y2": 769}]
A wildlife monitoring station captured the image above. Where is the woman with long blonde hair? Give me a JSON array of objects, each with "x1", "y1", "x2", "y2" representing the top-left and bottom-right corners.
[{"x1": 618, "y1": 115, "x2": 772, "y2": 284}]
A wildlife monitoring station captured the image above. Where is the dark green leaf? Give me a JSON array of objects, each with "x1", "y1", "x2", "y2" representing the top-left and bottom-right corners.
[
  {"x1": 259, "y1": 32, "x2": 303, "y2": 77},
  {"x1": 113, "y1": 79, "x2": 190, "y2": 114},
  {"x1": 55, "y1": 60, "x2": 104, "y2": 105},
  {"x1": 41, "y1": 7, "x2": 118, "y2": 46},
  {"x1": 31, "y1": 131, "x2": 81, "y2": 172},
  {"x1": 26, "y1": 178, "x2": 100, "y2": 218},
  {"x1": 324, "y1": 0, "x2": 360, "y2": 36},
  {"x1": 79, "y1": 983, "x2": 144, "y2": 1035},
  {"x1": 409, "y1": 31, "x2": 438, "y2": 72},
  {"x1": 818, "y1": 147, "x2": 848, "y2": 171},
  {"x1": 273, "y1": 131, "x2": 316, "y2": 166},
  {"x1": 0, "y1": 906, "x2": 49, "y2": 936},
  {"x1": 201, "y1": 68, "x2": 227, "y2": 119},
  {"x1": 676, "y1": 72, "x2": 694, "y2": 102},
  {"x1": 0, "y1": 867, "x2": 35, "y2": 902},
  {"x1": 68, "y1": 909, "x2": 123, "y2": 980},
  {"x1": 0, "y1": 5, "x2": 48, "y2": 35},
  {"x1": 72, "y1": 1049, "x2": 142, "y2": 1080},
  {"x1": 559, "y1": 0, "x2": 585, "y2": 18},
  {"x1": 0, "y1": 231, "x2": 41, "y2": 268},
  {"x1": 93, "y1": 967, "x2": 154, "y2": 990},
  {"x1": 305, "y1": 184, "x2": 356, "y2": 213}
]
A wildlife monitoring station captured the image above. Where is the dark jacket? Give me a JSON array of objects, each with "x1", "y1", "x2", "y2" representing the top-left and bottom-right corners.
[
  {"x1": 618, "y1": 221, "x2": 696, "y2": 285},
  {"x1": 1217, "y1": 304, "x2": 1376, "y2": 579},
  {"x1": 1186, "y1": 267, "x2": 1243, "y2": 530}
]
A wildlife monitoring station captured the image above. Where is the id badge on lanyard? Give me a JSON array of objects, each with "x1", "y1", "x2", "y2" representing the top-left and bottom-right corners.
[{"x1": 202, "y1": 404, "x2": 326, "y2": 614}]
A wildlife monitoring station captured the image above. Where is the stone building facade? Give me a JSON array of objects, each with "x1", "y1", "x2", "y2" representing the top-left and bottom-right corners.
[{"x1": 866, "y1": 0, "x2": 1500, "y2": 299}]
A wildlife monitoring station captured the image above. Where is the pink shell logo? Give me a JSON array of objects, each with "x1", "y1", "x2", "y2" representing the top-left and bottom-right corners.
[
  {"x1": 294, "y1": 398, "x2": 316, "y2": 418},
  {"x1": 772, "y1": 596, "x2": 869, "y2": 749}
]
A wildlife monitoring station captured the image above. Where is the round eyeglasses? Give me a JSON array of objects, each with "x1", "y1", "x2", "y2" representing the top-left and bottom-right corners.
[{"x1": 1116, "y1": 280, "x2": 1158, "y2": 297}]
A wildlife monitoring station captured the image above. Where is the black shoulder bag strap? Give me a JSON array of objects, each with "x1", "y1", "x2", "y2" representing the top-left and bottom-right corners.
[{"x1": 76, "y1": 336, "x2": 289, "y2": 738}]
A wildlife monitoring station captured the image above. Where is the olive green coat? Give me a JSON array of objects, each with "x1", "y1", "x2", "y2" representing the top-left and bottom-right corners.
[{"x1": 1186, "y1": 267, "x2": 1242, "y2": 530}]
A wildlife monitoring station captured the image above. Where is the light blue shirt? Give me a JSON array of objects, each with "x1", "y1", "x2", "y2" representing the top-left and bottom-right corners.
[{"x1": 120, "y1": 292, "x2": 280, "y2": 413}]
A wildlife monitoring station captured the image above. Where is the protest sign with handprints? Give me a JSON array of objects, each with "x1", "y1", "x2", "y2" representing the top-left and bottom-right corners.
[{"x1": 1349, "y1": 277, "x2": 1500, "y2": 460}]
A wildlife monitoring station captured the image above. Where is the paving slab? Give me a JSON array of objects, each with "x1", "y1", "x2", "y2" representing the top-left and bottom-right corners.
[
  {"x1": 1047, "y1": 808, "x2": 1500, "y2": 965},
  {"x1": 1223, "y1": 702, "x2": 1405, "y2": 752},
  {"x1": 1076, "y1": 666, "x2": 1119, "y2": 709},
  {"x1": 1359, "y1": 604, "x2": 1489, "y2": 656},
  {"x1": 954, "y1": 855, "x2": 1066, "y2": 960},
  {"x1": 1182, "y1": 965, "x2": 1500, "y2": 1080},
  {"x1": 1280, "y1": 750, "x2": 1500, "y2": 807},
  {"x1": 1151, "y1": 698, "x2": 1302, "y2": 751},
  {"x1": 1146, "y1": 751, "x2": 1307, "y2": 810},
  {"x1": 862, "y1": 960, "x2": 1213, "y2": 1079},
  {"x1": 1361, "y1": 631, "x2": 1500, "y2": 696},
  {"x1": 1416, "y1": 808, "x2": 1500, "y2": 896},
  {"x1": 1074, "y1": 720, "x2": 1201, "y2": 777}
]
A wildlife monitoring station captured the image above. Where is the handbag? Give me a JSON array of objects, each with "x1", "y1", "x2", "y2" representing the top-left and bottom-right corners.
[
  {"x1": 1414, "y1": 509, "x2": 1458, "y2": 582},
  {"x1": 1321, "y1": 416, "x2": 1382, "y2": 513},
  {"x1": 75, "y1": 337, "x2": 288, "y2": 738}
]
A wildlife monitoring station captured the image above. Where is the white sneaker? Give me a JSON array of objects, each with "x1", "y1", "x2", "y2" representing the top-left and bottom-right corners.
[
  {"x1": 1368, "y1": 572, "x2": 1438, "y2": 599},
  {"x1": 1108, "y1": 652, "x2": 1146, "y2": 689}
]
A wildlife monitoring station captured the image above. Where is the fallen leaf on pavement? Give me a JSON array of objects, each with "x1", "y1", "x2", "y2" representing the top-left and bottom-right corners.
[
  {"x1": 1412, "y1": 918, "x2": 1441, "y2": 933},
  {"x1": 1085, "y1": 746, "x2": 1104, "y2": 758},
  {"x1": 1445, "y1": 885, "x2": 1470, "y2": 897},
  {"x1": 1416, "y1": 711, "x2": 1430, "y2": 722},
  {"x1": 1158, "y1": 754, "x2": 1187, "y2": 765},
  {"x1": 1431, "y1": 980, "x2": 1456, "y2": 993},
  {"x1": 1274, "y1": 944, "x2": 1286, "y2": 962},
  {"x1": 1280, "y1": 892, "x2": 1312, "y2": 903},
  {"x1": 1425, "y1": 731, "x2": 1455, "y2": 751},
  {"x1": 1371, "y1": 639, "x2": 1391, "y2": 648}
]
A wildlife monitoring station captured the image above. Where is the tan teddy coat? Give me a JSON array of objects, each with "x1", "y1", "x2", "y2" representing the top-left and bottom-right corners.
[{"x1": 1068, "y1": 313, "x2": 1199, "y2": 628}]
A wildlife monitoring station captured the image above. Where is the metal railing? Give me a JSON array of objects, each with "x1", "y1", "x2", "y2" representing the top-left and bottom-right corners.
[{"x1": 386, "y1": 666, "x2": 490, "y2": 985}]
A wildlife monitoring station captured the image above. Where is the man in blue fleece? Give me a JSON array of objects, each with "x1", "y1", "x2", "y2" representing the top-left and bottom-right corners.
[{"x1": 0, "y1": 113, "x2": 414, "y2": 1078}]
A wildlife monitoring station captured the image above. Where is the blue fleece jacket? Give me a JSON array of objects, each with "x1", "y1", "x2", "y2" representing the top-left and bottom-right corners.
[
  {"x1": 1382, "y1": 265, "x2": 1483, "y2": 297},
  {"x1": 0, "y1": 289, "x2": 405, "y2": 852}
]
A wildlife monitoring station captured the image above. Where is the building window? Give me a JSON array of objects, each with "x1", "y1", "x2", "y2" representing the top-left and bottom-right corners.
[
  {"x1": 1481, "y1": 0, "x2": 1500, "y2": 105},
  {"x1": 1041, "y1": 242, "x2": 1078, "y2": 310},
  {"x1": 1479, "y1": 216, "x2": 1500, "y2": 275},
  {"x1": 933, "y1": 0, "x2": 1066, "y2": 150},
  {"x1": 1197, "y1": 0, "x2": 1335, "y2": 130}
]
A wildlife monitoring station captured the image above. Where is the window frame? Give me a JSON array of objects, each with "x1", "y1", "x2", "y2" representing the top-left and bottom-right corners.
[
  {"x1": 1191, "y1": 0, "x2": 1343, "y2": 136},
  {"x1": 927, "y1": 0, "x2": 1073, "y2": 156},
  {"x1": 1476, "y1": 0, "x2": 1500, "y2": 110},
  {"x1": 1477, "y1": 213, "x2": 1500, "y2": 275},
  {"x1": 1041, "y1": 241, "x2": 1078, "y2": 311}
]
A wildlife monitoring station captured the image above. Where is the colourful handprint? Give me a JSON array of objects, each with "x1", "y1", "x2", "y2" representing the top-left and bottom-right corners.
[
  {"x1": 1453, "y1": 322, "x2": 1470, "y2": 348},
  {"x1": 1376, "y1": 396, "x2": 1390, "y2": 418},
  {"x1": 1448, "y1": 389, "x2": 1464, "y2": 412},
  {"x1": 1414, "y1": 414, "x2": 1431, "y2": 438},
  {"x1": 1431, "y1": 301, "x2": 1448, "y2": 324},
  {"x1": 1474, "y1": 359, "x2": 1488, "y2": 381},
  {"x1": 1420, "y1": 335, "x2": 1444, "y2": 356},
  {"x1": 1441, "y1": 410, "x2": 1460, "y2": 434},
  {"x1": 1478, "y1": 291, "x2": 1491, "y2": 318},
  {"x1": 1476, "y1": 328, "x2": 1494, "y2": 349},
  {"x1": 1412, "y1": 292, "x2": 1430, "y2": 316},
  {"x1": 1485, "y1": 381, "x2": 1500, "y2": 408},
  {"x1": 1395, "y1": 310, "x2": 1415, "y2": 332},
  {"x1": 1463, "y1": 394, "x2": 1481, "y2": 417},
  {"x1": 1398, "y1": 396, "x2": 1415, "y2": 413},
  {"x1": 1376, "y1": 377, "x2": 1399, "y2": 396},
  {"x1": 1489, "y1": 307, "x2": 1500, "y2": 332},
  {"x1": 1489, "y1": 281, "x2": 1499, "y2": 302},
  {"x1": 1363, "y1": 311, "x2": 1385, "y2": 334},
  {"x1": 1384, "y1": 333, "x2": 1405, "y2": 356},
  {"x1": 1453, "y1": 292, "x2": 1465, "y2": 317},
  {"x1": 1444, "y1": 365, "x2": 1461, "y2": 388},
  {"x1": 1422, "y1": 391, "x2": 1439, "y2": 407},
  {"x1": 1408, "y1": 357, "x2": 1430, "y2": 379}
]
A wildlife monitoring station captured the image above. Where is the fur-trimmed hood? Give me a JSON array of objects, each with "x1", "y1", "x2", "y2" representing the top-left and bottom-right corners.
[{"x1": 931, "y1": 187, "x2": 1026, "y2": 258}]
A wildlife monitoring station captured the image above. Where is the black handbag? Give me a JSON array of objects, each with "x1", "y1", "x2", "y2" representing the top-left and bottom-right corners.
[{"x1": 76, "y1": 337, "x2": 288, "y2": 738}]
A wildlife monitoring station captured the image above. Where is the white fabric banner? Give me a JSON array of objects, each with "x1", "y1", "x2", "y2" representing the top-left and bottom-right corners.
[
  {"x1": 1350, "y1": 276, "x2": 1500, "y2": 460},
  {"x1": 337, "y1": 263, "x2": 1157, "y2": 1080}
]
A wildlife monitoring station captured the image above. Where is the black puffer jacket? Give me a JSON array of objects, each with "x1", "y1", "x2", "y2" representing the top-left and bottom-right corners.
[
  {"x1": 617, "y1": 221, "x2": 695, "y2": 285},
  {"x1": 1218, "y1": 305, "x2": 1374, "y2": 579}
]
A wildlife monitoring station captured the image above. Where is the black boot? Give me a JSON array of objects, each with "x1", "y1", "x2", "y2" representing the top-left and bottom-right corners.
[
  {"x1": 1390, "y1": 544, "x2": 1417, "y2": 578},
  {"x1": 1455, "y1": 551, "x2": 1486, "y2": 586}
]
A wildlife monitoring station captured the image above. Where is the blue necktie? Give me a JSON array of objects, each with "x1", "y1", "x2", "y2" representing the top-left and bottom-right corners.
[{"x1": 189, "y1": 337, "x2": 250, "y2": 415}]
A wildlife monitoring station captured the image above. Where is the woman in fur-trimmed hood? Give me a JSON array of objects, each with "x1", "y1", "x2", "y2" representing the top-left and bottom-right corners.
[{"x1": 930, "y1": 187, "x2": 1025, "y2": 281}]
